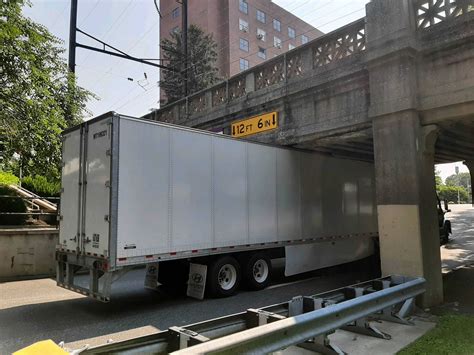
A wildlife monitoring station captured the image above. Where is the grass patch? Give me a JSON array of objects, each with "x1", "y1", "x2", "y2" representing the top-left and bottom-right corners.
[{"x1": 398, "y1": 314, "x2": 474, "y2": 355}]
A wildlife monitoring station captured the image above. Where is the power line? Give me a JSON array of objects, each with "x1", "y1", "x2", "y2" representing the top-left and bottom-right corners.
[
  {"x1": 86, "y1": 21, "x2": 161, "y2": 93},
  {"x1": 114, "y1": 82, "x2": 160, "y2": 112},
  {"x1": 78, "y1": 0, "x2": 136, "y2": 66},
  {"x1": 227, "y1": 7, "x2": 366, "y2": 74},
  {"x1": 89, "y1": 1, "x2": 364, "y2": 116},
  {"x1": 78, "y1": 0, "x2": 102, "y2": 26},
  {"x1": 178, "y1": 6, "x2": 366, "y2": 85},
  {"x1": 50, "y1": 2, "x2": 69, "y2": 31},
  {"x1": 164, "y1": 2, "x2": 360, "y2": 82}
]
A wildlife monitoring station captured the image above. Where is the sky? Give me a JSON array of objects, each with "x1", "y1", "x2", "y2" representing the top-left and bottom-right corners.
[{"x1": 21, "y1": 0, "x2": 470, "y2": 180}]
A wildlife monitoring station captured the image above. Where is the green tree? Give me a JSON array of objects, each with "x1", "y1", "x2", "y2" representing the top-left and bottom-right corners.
[
  {"x1": 438, "y1": 185, "x2": 469, "y2": 203},
  {"x1": 435, "y1": 169, "x2": 443, "y2": 189},
  {"x1": 160, "y1": 25, "x2": 220, "y2": 104},
  {"x1": 0, "y1": 0, "x2": 93, "y2": 182},
  {"x1": 445, "y1": 172, "x2": 471, "y2": 190}
]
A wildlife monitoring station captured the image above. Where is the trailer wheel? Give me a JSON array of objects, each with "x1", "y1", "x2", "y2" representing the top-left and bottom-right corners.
[
  {"x1": 207, "y1": 256, "x2": 241, "y2": 297},
  {"x1": 242, "y1": 252, "x2": 272, "y2": 290}
]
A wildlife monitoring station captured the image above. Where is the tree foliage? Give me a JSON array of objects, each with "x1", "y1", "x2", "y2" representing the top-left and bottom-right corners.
[
  {"x1": 0, "y1": 0, "x2": 94, "y2": 182},
  {"x1": 159, "y1": 25, "x2": 220, "y2": 104},
  {"x1": 445, "y1": 172, "x2": 471, "y2": 190},
  {"x1": 435, "y1": 169, "x2": 443, "y2": 188},
  {"x1": 438, "y1": 185, "x2": 469, "y2": 203}
]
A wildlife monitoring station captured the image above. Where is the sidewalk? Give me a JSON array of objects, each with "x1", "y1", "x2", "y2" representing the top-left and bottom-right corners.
[{"x1": 437, "y1": 204, "x2": 474, "y2": 314}]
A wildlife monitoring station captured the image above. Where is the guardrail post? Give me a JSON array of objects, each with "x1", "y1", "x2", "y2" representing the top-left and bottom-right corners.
[{"x1": 169, "y1": 327, "x2": 209, "y2": 350}]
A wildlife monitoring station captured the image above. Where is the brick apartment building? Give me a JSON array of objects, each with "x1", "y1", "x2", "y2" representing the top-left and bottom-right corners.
[{"x1": 159, "y1": 0, "x2": 323, "y2": 103}]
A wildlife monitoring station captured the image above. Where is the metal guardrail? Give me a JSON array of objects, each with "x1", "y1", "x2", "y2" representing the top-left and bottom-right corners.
[{"x1": 79, "y1": 275, "x2": 425, "y2": 355}]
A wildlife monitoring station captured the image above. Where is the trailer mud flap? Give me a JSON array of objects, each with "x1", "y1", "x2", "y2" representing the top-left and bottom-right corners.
[
  {"x1": 144, "y1": 263, "x2": 160, "y2": 290},
  {"x1": 187, "y1": 263, "x2": 207, "y2": 300}
]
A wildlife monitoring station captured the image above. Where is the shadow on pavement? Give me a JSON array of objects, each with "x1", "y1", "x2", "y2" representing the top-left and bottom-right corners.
[{"x1": 0, "y1": 260, "x2": 374, "y2": 354}]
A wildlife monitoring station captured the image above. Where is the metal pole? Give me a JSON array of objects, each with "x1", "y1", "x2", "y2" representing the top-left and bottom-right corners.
[
  {"x1": 181, "y1": 0, "x2": 188, "y2": 97},
  {"x1": 68, "y1": 0, "x2": 78, "y2": 73}
]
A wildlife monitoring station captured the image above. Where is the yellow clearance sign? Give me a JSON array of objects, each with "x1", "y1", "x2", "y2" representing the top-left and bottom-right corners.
[{"x1": 231, "y1": 112, "x2": 278, "y2": 138}]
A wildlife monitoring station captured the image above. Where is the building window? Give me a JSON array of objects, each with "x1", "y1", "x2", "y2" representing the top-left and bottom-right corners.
[
  {"x1": 239, "y1": 18, "x2": 249, "y2": 32},
  {"x1": 170, "y1": 26, "x2": 180, "y2": 35},
  {"x1": 256, "y1": 9, "x2": 266, "y2": 23},
  {"x1": 288, "y1": 27, "x2": 296, "y2": 39},
  {"x1": 239, "y1": 58, "x2": 249, "y2": 71},
  {"x1": 273, "y1": 19, "x2": 281, "y2": 32},
  {"x1": 258, "y1": 46, "x2": 266, "y2": 59},
  {"x1": 239, "y1": 38, "x2": 249, "y2": 52},
  {"x1": 273, "y1": 36, "x2": 282, "y2": 48},
  {"x1": 301, "y1": 34, "x2": 309, "y2": 44},
  {"x1": 289, "y1": 43, "x2": 295, "y2": 50},
  {"x1": 257, "y1": 28, "x2": 266, "y2": 41},
  {"x1": 171, "y1": 7, "x2": 179, "y2": 19},
  {"x1": 239, "y1": 0, "x2": 248, "y2": 14}
]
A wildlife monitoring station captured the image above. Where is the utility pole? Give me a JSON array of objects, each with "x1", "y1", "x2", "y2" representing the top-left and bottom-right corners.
[
  {"x1": 68, "y1": 0, "x2": 78, "y2": 74},
  {"x1": 181, "y1": 0, "x2": 188, "y2": 97}
]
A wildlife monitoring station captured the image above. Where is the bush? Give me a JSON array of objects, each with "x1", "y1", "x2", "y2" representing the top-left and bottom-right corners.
[
  {"x1": 22, "y1": 175, "x2": 61, "y2": 198},
  {"x1": 0, "y1": 186, "x2": 27, "y2": 225},
  {"x1": 0, "y1": 170, "x2": 19, "y2": 186}
]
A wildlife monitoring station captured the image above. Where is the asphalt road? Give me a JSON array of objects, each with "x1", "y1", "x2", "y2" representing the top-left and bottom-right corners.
[
  {"x1": 440, "y1": 204, "x2": 474, "y2": 272},
  {"x1": 0, "y1": 259, "x2": 373, "y2": 354},
  {"x1": 2, "y1": 205, "x2": 471, "y2": 354}
]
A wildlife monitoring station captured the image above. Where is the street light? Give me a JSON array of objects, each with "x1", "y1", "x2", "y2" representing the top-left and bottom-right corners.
[{"x1": 455, "y1": 166, "x2": 461, "y2": 204}]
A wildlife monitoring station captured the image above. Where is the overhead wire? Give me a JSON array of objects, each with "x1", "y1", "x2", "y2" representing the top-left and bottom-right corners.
[
  {"x1": 78, "y1": 0, "x2": 137, "y2": 66},
  {"x1": 159, "y1": 0, "x2": 335, "y2": 75},
  {"x1": 89, "y1": 1, "x2": 365, "y2": 114},
  {"x1": 177, "y1": 5, "x2": 366, "y2": 85},
  {"x1": 78, "y1": 0, "x2": 102, "y2": 27},
  {"x1": 154, "y1": 2, "x2": 366, "y2": 111},
  {"x1": 49, "y1": 1, "x2": 70, "y2": 31},
  {"x1": 165, "y1": 1, "x2": 360, "y2": 81}
]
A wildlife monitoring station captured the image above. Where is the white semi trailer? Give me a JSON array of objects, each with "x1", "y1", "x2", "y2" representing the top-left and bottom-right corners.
[{"x1": 56, "y1": 112, "x2": 378, "y2": 301}]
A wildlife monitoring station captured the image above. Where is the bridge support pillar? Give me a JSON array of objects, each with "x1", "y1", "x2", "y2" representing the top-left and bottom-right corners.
[
  {"x1": 463, "y1": 161, "x2": 474, "y2": 206},
  {"x1": 373, "y1": 112, "x2": 443, "y2": 307}
]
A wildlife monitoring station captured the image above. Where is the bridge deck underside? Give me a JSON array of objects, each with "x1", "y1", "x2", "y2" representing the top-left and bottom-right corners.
[{"x1": 296, "y1": 117, "x2": 474, "y2": 165}]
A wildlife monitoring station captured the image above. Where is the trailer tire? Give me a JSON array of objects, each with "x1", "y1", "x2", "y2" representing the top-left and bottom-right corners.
[
  {"x1": 206, "y1": 256, "x2": 241, "y2": 298},
  {"x1": 242, "y1": 252, "x2": 272, "y2": 290}
]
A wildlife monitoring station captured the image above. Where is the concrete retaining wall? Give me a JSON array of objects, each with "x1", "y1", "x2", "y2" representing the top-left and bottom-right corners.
[{"x1": 0, "y1": 228, "x2": 58, "y2": 281}]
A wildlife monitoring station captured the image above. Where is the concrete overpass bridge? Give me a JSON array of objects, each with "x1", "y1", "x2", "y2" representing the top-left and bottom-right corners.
[{"x1": 145, "y1": 0, "x2": 474, "y2": 306}]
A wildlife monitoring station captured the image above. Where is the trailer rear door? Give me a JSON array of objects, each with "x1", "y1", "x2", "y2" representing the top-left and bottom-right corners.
[
  {"x1": 60, "y1": 128, "x2": 83, "y2": 251},
  {"x1": 82, "y1": 119, "x2": 111, "y2": 257}
]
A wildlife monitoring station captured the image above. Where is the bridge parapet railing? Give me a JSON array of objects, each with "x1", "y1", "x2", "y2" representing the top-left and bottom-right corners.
[
  {"x1": 188, "y1": 91, "x2": 207, "y2": 114},
  {"x1": 312, "y1": 18, "x2": 366, "y2": 68},
  {"x1": 415, "y1": 0, "x2": 474, "y2": 29},
  {"x1": 255, "y1": 57, "x2": 285, "y2": 90},
  {"x1": 228, "y1": 75, "x2": 246, "y2": 102},
  {"x1": 149, "y1": 18, "x2": 367, "y2": 124}
]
